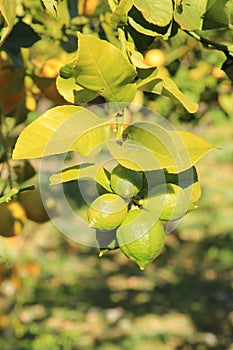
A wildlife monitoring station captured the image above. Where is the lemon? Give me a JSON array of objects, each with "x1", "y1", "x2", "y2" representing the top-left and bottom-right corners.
[
  {"x1": 159, "y1": 184, "x2": 196, "y2": 221},
  {"x1": 19, "y1": 189, "x2": 57, "y2": 223},
  {"x1": 88, "y1": 193, "x2": 128, "y2": 230},
  {"x1": 0, "y1": 201, "x2": 27, "y2": 237},
  {"x1": 116, "y1": 208, "x2": 165, "y2": 270},
  {"x1": 143, "y1": 49, "x2": 166, "y2": 67},
  {"x1": 143, "y1": 183, "x2": 196, "y2": 222},
  {"x1": 110, "y1": 164, "x2": 143, "y2": 199}
]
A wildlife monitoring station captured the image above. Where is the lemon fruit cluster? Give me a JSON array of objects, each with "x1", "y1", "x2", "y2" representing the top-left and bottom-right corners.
[{"x1": 86, "y1": 162, "x2": 198, "y2": 269}]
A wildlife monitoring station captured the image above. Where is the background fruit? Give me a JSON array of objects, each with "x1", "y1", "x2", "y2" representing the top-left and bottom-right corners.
[
  {"x1": 110, "y1": 164, "x2": 143, "y2": 199},
  {"x1": 143, "y1": 49, "x2": 166, "y2": 67},
  {"x1": 0, "y1": 201, "x2": 27, "y2": 237},
  {"x1": 83, "y1": 0, "x2": 99, "y2": 16},
  {"x1": 88, "y1": 193, "x2": 128, "y2": 230},
  {"x1": 40, "y1": 58, "x2": 64, "y2": 78},
  {"x1": 18, "y1": 189, "x2": 56, "y2": 223},
  {"x1": 116, "y1": 208, "x2": 165, "y2": 270},
  {"x1": 0, "y1": 54, "x2": 25, "y2": 115},
  {"x1": 36, "y1": 58, "x2": 69, "y2": 105}
]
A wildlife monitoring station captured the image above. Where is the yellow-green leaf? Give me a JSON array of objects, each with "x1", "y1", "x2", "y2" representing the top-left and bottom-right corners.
[
  {"x1": 74, "y1": 32, "x2": 137, "y2": 103},
  {"x1": 133, "y1": 0, "x2": 173, "y2": 27},
  {"x1": 50, "y1": 163, "x2": 112, "y2": 192},
  {"x1": 123, "y1": 122, "x2": 216, "y2": 172},
  {"x1": 0, "y1": 0, "x2": 16, "y2": 44},
  {"x1": 12, "y1": 106, "x2": 110, "y2": 159}
]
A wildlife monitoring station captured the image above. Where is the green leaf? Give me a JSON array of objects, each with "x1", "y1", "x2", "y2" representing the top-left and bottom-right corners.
[
  {"x1": 158, "y1": 75, "x2": 199, "y2": 113},
  {"x1": 50, "y1": 163, "x2": 112, "y2": 192},
  {"x1": 137, "y1": 68, "x2": 198, "y2": 113},
  {"x1": 0, "y1": 188, "x2": 19, "y2": 204},
  {"x1": 41, "y1": 0, "x2": 58, "y2": 18},
  {"x1": 174, "y1": 0, "x2": 203, "y2": 30},
  {"x1": 74, "y1": 32, "x2": 137, "y2": 103},
  {"x1": 202, "y1": 0, "x2": 231, "y2": 29},
  {"x1": 12, "y1": 106, "x2": 110, "y2": 159},
  {"x1": 0, "y1": 237, "x2": 11, "y2": 264},
  {"x1": 122, "y1": 122, "x2": 216, "y2": 172},
  {"x1": 56, "y1": 75, "x2": 98, "y2": 104},
  {"x1": 128, "y1": 17, "x2": 166, "y2": 37},
  {"x1": 0, "y1": 0, "x2": 16, "y2": 44},
  {"x1": 168, "y1": 130, "x2": 217, "y2": 169},
  {"x1": 165, "y1": 166, "x2": 201, "y2": 202},
  {"x1": 133, "y1": 0, "x2": 173, "y2": 27},
  {"x1": 107, "y1": 140, "x2": 162, "y2": 171},
  {"x1": 111, "y1": 0, "x2": 133, "y2": 27}
]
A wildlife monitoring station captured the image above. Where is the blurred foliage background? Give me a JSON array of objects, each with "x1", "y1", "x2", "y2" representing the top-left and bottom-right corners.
[{"x1": 0, "y1": 0, "x2": 233, "y2": 349}]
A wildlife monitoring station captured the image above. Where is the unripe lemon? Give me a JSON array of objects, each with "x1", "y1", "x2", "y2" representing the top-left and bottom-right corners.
[
  {"x1": 0, "y1": 201, "x2": 27, "y2": 237},
  {"x1": 144, "y1": 49, "x2": 166, "y2": 67},
  {"x1": 116, "y1": 208, "x2": 165, "y2": 270},
  {"x1": 143, "y1": 183, "x2": 196, "y2": 222},
  {"x1": 88, "y1": 193, "x2": 128, "y2": 230},
  {"x1": 19, "y1": 190, "x2": 57, "y2": 223},
  {"x1": 110, "y1": 164, "x2": 143, "y2": 199}
]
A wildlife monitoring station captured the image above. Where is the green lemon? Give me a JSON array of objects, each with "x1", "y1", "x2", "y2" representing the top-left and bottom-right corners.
[
  {"x1": 110, "y1": 164, "x2": 143, "y2": 199},
  {"x1": 143, "y1": 183, "x2": 196, "y2": 221},
  {"x1": 159, "y1": 183, "x2": 196, "y2": 221},
  {"x1": 88, "y1": 193, "x2": 128, "y2": 230},
  {"x1": 116, "y1": 208, "x2": 165, "y2": 270}
]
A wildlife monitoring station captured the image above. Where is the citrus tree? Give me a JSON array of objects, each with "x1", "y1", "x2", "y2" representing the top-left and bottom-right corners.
[{"x1": 1, "y1": 0, "x2": 232, "y2": 268}]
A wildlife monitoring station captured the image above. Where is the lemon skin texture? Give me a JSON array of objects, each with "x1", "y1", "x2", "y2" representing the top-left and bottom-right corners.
[
  {"x1": 110, "y1": 164, "x2": 143, "y2": 199},
  {"x1": 116, "y1": 208, "x2": 165, "y2": 270},
  {"x1": 88, "y1": 193, "x2": 128, "y2": 230}
]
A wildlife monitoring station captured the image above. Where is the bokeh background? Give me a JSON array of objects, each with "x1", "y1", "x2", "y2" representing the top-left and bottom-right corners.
[{"x1": 0, "y1": 1, "x2": 233, "y2": 349}]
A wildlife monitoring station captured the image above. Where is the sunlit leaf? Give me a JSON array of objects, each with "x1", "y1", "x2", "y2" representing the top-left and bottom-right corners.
[
  {"x1": 111, "y1": 0, "x2": 133, "y2": 27},
  {"x1": 169, "y1": 130, "x2": 217, "y2": 168},
  {"x1": 50, "y1": 163, "x2": 112, "y2": 192},
  {"x1": 122, "y1": 122, "x2": 216, "y2": 172},
  {"x1": 0, "y1": 0, "x2": 16, "y2": 44},
  {"x1": 107, "y1": 139, "x2": 172, "y2": 171},
  {"x1": 133, "y1": 0, "x2": 173, "y2": 27},
  {"x1": 41, "y1": 0, "x2": 58, "y2": 18},
  {"x1": 74, "y1": 33, "x2": 137, "y2": 103},
  {"x1": 174, "y1": 0, "x2": 205, "y2": 30},
  {"x1": 137, "y1": 68, "x2": 198, "y2": 113},
  {"x1": 12, "y1": 106, "x2": 110, "y2": 159},
  {"x1": 56, "y1": 75, "x2": 98, "y2": 104}
]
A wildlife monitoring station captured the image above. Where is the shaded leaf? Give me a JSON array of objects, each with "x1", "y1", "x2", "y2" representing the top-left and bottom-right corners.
[{"x1": 202, "y1": 0, "x2": 231, "y2": 29}]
